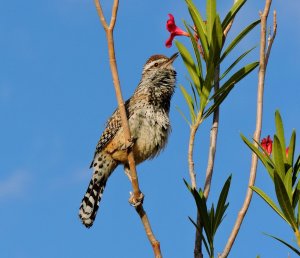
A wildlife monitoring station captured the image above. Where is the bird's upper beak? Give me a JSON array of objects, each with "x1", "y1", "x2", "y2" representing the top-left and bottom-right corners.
[
  {"x1": 163, "y1": 52, "x2": 178, "y2": 68},
  {"x1": 168, "y1": 52, "x2": 179, "y2": 64}
]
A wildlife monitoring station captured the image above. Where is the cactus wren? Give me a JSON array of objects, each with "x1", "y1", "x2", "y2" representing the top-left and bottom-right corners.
[{"x1": 79, "y1": 53, "x2": 178, "y2": 228}]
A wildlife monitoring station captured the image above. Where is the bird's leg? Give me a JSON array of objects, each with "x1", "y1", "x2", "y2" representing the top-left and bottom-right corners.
[
  {"x1": 124, "y1": 165, "x2": 144, "y2": 206},
  {"x1": 124, "y1": 165, "x2": 132, "y2": 182}
]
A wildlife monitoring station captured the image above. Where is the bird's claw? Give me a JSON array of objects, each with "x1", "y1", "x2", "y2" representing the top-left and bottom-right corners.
[{"x1": 129, "y1": 192, "x2": 144, "y2": 207}]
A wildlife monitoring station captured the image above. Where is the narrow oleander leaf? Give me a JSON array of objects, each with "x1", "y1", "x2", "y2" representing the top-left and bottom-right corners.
[
  {"x1": 251, "y1": 186, "x2": 289, "y2": 225},
  {"x1": 183, "y1": 178, "x2": 192, "y2": 192},
  {"x1": 294, "y1": 155, "x2": 300, "y2": 174},
  {"x1": 273, "y1": 136, "x2": 286, "y2": 180},
  {"x1": 200, "y1": 62, "x2": 215, "y2": 114},
  {"x1": 188, "y1": 217, "x2": 210, "y2": 256},
  {"x1": 275, "y1": 110, "x2": 287, "y2": 159},
  {"x1": 206, "y1": 0, "x2": 216, "y2": 45},
  {"x1": 204, "y1": 62, "x2": 259, "y2": 119},
  {"x1": 220, "y1": 19, "x2": 260, "y2": 63},
  {"x1": 264, "y1": 233, "x2": 300, "y2": 255},
  {"x1": 176, "y1": 106, "x2": 191, "y2": 126},
  {"x1": 284, "y1": 167, "x2": 293, "y2": 203},
  {"x1": 180, "y1": 85, "x2": 196, "y2": 124},
  {"x1": 211, "y1": 15, "x2": 223, "y2": 64},
  {"x1": 220, "y1": 46, "x2": 256, "y2": 80},
  {"x1": 176, "y1": 41, "x2": 201, "y2": 92},
  {"x1": 292, "y1": 181, "x2": 300, "y2": 209},
  {"x1": 298, "y1": 193, "x2": 300, "y2": 226},
  {"x1": 211, "y1": 62, "x2": 259, "y2": 100},
  {"x1": 241, "y1": 135, "x2": 275, "y2": 179},
  {"x1": 191, "y1": 189, "x2": 213, "y2": 245},
  {"x1": 274, "y1": 173, "x2": 298, "y2": 231},
  {"x1": 214, "y1": 175, "x2": 231, "y2": 234},
  {"x1": 184, "y1": 21, "x2": 203, "y2": 81},
  {"x1": 189, "y1": 81, "x2": 199, "y2": 110},
  {"x1": 222, "y1": 0, "x2": 246, "y2": 29},
  {"x1": 209, "y1": 203, "x2": 215, "y2": 236},
  {"x1": 185, "y1": 0, "x2": 209, "y2": 61},
  {"x1": 288, "y1": 130, "x2": 296, "y2": 168}
]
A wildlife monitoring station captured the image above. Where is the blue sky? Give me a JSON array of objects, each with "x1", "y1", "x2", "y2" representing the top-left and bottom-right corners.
[{"x1": 0, "y1": 1, "x2": 299, "y2": 257}]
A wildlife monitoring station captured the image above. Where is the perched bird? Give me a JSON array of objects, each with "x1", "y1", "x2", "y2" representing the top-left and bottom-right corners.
[{"x1": 79, "y1": 53, "x2": 178, "y2": 228}]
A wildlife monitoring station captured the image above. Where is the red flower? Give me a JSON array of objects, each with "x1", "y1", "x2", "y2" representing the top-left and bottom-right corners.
[
  {"x1": 165, "y1": 14, "x2": 189, "y2": 48},
  {"x1": 261, "y1": 135, "x2": 273, "y2": 155},
  {"x1": 286, "y1": 147, "x2": 289, "y2": 158}
]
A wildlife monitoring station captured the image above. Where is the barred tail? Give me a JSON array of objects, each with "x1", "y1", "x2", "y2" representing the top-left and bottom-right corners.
[{"x1": 79, "y1": 153, "x2": 118, "y2": 228}]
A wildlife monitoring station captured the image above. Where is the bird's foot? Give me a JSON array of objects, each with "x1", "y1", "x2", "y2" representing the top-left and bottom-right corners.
[{"x1": 129, "y1": 191, "x2": 144, "y2": 207}]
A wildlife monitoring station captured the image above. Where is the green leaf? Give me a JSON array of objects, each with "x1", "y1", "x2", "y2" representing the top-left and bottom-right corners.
[
  {"x1": 180, "y1": 85, "x2": 196, "y2": 124},
  {"x1": 264, "y1": 233, "x2": 300, "y2": 256},
  {"x1": 211, "y1": 15, "x2": 223, "y2": 64},
  {"x1": 184, "y1": 22, "x2": 203, "y2": 83},
  {"x1": 222, "y1": 0, "x2": 246, "y2": 30},
  {"x1": 292, "y1": 181, "x2": 300, "y2": 210},
  {"x1": 220, "y1": 19, "x2": 260, "y2": 63},
  {"x1": 273, "y1": 135, "x2": 286, "y2": 180},
  {"x1": 211, "y1": 62, "x2": 259, "y2": 100},
  {"x1": 187, "y1": 187, "x2": 213, "y2": 246},
  {"x1": 206, "y1": 0, "x2": 216, "y2": 45},
  {"x1": 274, "y1": 172, "x2": 298, "y2": 231},
  {"x1": 220, "y1": 46, "x2": 256, "y2": 80},
  {"x1": 185, "y1": 0, "x2": 209, "y2": 61},
  {"x1": 214, "y1": 175, "x2": 231, "y2": 234},
  {"x1": 294, "y1": 155, "x2": 300, "y2": 176},
  {"x1": 176, "y1": 41, "x2": 201, "y2": 91},
  {"x1": 251, "y1": 186, "x2": 289, "y2": 225},
  {"x1": 176, "y1": 106, "x2": 191, "y2": 126},
  {"x1": 275, "y1": 110, "x2": 286, "y2": 159},
  {"x1": 241, "y1": 134, "x2": 275, "y2": 179},
  {"x1": 204, "y1": 62, "x2": 259, "y2": 119},
  {"x1": 298, "y1": 193, "x2": 300, "y2": 225},
  {"x1": 188, "y1": 217, "x2": 210, "y2": 256},
  {"x1": 209, "y1": 203, "x2": 215, "y2": 236},
  {"x1": 288, "y1": 130, "x2": 296, "y2": 168},
  {"x1": 284, "y1": 167, "x2": 293, "y2": 203},
  {"x1": 189, "y1": 81, "x2": 199, "y2": 110}
]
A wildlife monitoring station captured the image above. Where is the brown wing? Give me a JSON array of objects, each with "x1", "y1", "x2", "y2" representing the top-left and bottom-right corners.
[{"x1": 90, "y1": 99, "x2": 131, "y2": 168}]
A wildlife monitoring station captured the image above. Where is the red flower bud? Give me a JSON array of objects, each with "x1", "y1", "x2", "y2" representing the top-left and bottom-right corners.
[
  {"x1": 261, "y1": 135, "x2": 273, "y2": 155},
  {"x1": 286, "y1": 147, "x2": 289, "y2": 158},
  {"x1": 165, "y1": 14, "x2": 189, "y2": 48}
]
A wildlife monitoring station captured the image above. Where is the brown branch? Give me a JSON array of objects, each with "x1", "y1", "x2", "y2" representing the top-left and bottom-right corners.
[
  {"x1": 93, "y1": 1, "x2": 162, "y2": 257},
  {"x1": 188, "y1": 113, "x2": 204, "y2": 190},
  {"x1": 220, "y1": 1, "x2": 276, "y2": 257}
]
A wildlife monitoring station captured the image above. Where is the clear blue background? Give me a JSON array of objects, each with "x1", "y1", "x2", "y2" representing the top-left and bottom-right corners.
[{"x1": 0, "y1": 1, "x2": 299, "y2": 257}]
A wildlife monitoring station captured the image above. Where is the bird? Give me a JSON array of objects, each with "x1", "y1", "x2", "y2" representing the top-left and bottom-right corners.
[{"x1": 79, "y1": 53, "x2": 178, "y2": 228}]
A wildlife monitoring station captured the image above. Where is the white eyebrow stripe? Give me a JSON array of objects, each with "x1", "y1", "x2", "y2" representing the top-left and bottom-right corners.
[{"x1": 143, "y1": 59, "x2": 166, "y2": 73}]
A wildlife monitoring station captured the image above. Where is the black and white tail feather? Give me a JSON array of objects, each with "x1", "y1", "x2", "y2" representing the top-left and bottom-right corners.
[{"x1": 79, "y1": 153, "x2": 117, "y2": 228}]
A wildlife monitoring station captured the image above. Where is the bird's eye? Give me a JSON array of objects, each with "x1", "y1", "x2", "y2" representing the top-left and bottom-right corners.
[{"x1": 154, "y1": 62, "x2": 159, "y2": 67}]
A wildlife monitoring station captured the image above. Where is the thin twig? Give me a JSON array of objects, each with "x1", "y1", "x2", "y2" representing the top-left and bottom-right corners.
[
  {"x1": 220, "y1": 1, "x2": 276, "y2": 257},
  {"x1": 93, "y1": 1, "x2": 162, "y2": 257},
  {"x1": 265, "y1": 10, "x2": 277, "y2": 68}
]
